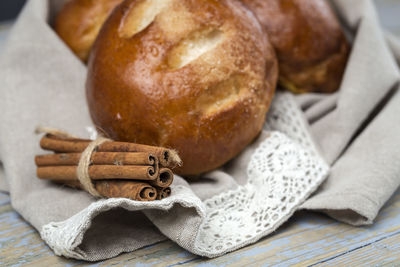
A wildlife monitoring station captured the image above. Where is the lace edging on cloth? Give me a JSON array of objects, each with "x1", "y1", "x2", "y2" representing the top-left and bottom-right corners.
[
  {"x1": 193, "y1": 92, "x2": 329, "y2": 257},
  {"x1": 193, "y1": 131, "x2": 329, "y2": 256}
]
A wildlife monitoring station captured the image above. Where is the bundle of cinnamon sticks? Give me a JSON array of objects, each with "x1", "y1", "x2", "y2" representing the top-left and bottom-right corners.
[{"x1": 35, "y1": 134, "x2": 181, "y2": 201}]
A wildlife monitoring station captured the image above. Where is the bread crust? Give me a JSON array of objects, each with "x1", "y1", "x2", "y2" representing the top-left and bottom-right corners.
[
  {"x1": 86, "y1": 0, "x2": 278, "y2": 175},
  {"x1": 241, "y1": 0, "x2": 349, "y2": 93},
  {"x1": 54, "y1": 0, "x2": 123, "y2": 62}
]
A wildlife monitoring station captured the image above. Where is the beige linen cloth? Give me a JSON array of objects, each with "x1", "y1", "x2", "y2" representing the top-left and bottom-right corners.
[{"x1": 0, "y1": 0, "x2": 399, "y2": 261}]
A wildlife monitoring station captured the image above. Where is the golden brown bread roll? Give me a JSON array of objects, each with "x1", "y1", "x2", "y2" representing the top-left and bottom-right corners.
[
  {"x1": 86, "y1": 0, "x2": 278, "y2": 175},
  {"x1": 54, "y1": 0, "x2": 123, "y2": 62},
  {"x1": 240, "y1": 0, "x2": 349, "y2": 93}
]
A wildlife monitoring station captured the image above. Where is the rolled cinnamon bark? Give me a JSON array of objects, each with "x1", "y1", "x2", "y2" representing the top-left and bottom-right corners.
[
  {"x1": 156, "y1": 187, "x2": 172, "y2": 200},
  {"x1": 95, "y1": 180, "x2": 157, "y2": 201},
  {"x1": 40, "y1": 134, "x2": 181, "y2": 167},
  {"x1": 37, "y1": 165, "x2": 158, "y2": 181},
  {"x1": 149, "y1": 168, "x2": 173, "y2": 188},
  {"x1": 61, "y1": 180, "x2": 157, "y2": 201},
  {"x1": 35, "y1": 152, "x2": 157, "y2": 166}
]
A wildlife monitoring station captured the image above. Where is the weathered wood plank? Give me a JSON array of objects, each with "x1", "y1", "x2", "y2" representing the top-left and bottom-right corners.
[
  {"x1": 0, "y1": 208, "x2": 65, "y2": 266},
  {"x1": 320, "y1": 231, "x2": 400, "y2": 266}
]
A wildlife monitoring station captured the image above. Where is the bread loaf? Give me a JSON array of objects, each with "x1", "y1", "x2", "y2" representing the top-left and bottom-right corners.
[
  {"x1": 54, "y1": 0, "x2": 123, "y2": 62},
  {"x1": 86, "y1": 0, "x2": 278, "y2": 175},
  {"x1": 241, "y1": 0, "x2": 349, "y2": 93}
]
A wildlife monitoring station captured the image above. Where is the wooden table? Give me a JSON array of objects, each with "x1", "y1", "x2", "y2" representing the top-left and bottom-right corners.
[
  {"x1": 1, "y1": 0, "x2": 400, "y2": 265},
  {"x1": 1, "y1": 189, "x2": 400, "y2": 266}
]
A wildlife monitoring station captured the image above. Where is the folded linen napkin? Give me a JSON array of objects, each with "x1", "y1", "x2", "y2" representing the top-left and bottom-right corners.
[
  {"x1": 298, "y1": 0, "x2": 400, "y2": 225},
  {"x1": 0, "y1": 0, "x2": 398, "y2": 261}
]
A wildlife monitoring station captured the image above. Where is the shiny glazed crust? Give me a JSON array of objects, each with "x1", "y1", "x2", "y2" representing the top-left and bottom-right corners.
[
  {"x1": 86, "y1": 0, "x2": 278, "y2": 175},
  {"x1": 241, "y1": 0, "x2": 349, "y2": 93},
  {"x1": 54, "y1": 0, "x2": 123, "y2": 62}
]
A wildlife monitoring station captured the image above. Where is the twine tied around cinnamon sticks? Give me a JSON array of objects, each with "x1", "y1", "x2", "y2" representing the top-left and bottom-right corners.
[
  {"x1": 77, "y1": 137, "x2": 109, "y2": 197},
  {"x1": 34, "y1": 126, "x2": 182, "y2": 201}
]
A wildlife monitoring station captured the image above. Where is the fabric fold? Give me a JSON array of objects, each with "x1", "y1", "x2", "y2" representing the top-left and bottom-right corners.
[
  {"x1": 302, "y1": 86, "x2": 400, "y2": 225},
  {"x1": 308, "y1": 0, "x2": 400, "y2": 165},
  {"x1": 300, "y1": 0, "x2": 400, "y2": 225}
]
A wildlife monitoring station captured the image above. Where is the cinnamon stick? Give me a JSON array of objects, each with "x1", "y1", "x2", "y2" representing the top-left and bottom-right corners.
[
  {"x1": 156, "y1": 187, "x2": 172, "y2": 200},
  {"x1": 149, "y1": 168, "x2": 173, "y2": 188},
  {"x1": 40, "y1": 135, "x2": 181, "y2": 167},
  {"x1": 35, "y1": 152, "x2": 157, "y2": 166},
  {"x1": 95, "y1": 180, "x2": 157, "y2": 201},
  {"x1": 62, "y1": 180, "x2": 157, "y2": 201},
  {"x1": 37, "y1": 165, "x2": 158, "y2": 181}
]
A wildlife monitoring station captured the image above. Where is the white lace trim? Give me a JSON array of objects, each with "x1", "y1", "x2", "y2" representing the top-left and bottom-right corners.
[
  {"x1": 192, "y1": 92, "x2": 329, "y2": 257},
  {"x1": 193, "y1": 132, "x2": 328, "y2": 256},
  {"x1": 41, "y1": 91, "x2": 329, "y2": 259}
]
